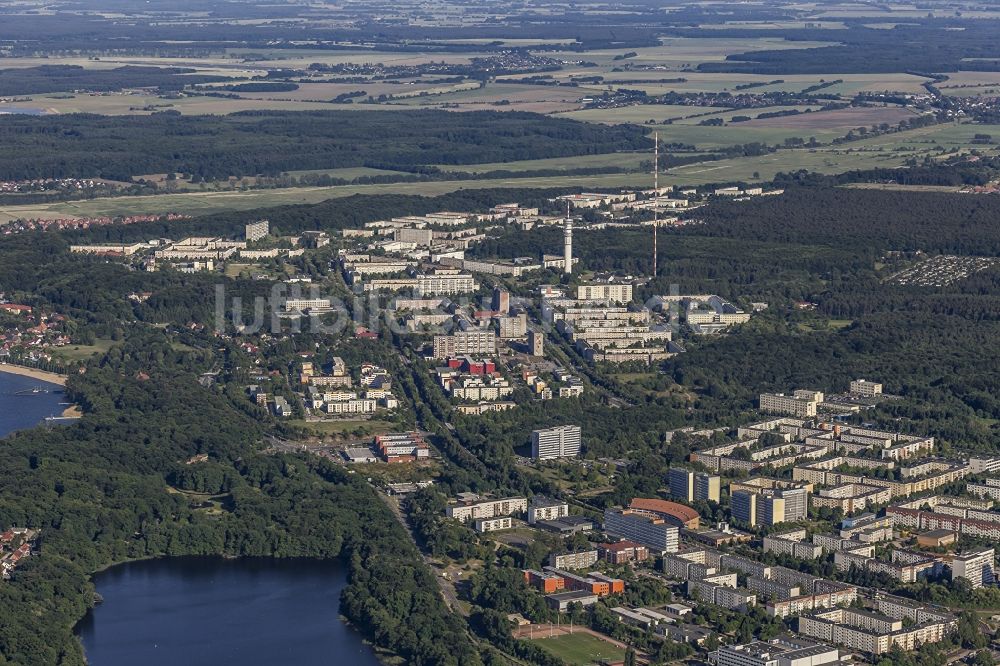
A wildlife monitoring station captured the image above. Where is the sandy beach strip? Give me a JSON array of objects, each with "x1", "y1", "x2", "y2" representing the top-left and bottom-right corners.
[{"x1": 0, "y1": 363, "x2": 68, "y2": 386}]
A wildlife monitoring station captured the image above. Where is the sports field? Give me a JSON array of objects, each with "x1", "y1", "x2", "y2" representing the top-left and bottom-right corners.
[{"x1": 525, "y1": 632, "x2": 626, "y2": 665}]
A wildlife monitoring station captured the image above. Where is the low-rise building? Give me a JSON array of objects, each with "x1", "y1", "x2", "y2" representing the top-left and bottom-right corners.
[
  {"x1": 528, "y1": 496, "x2": 569, "y2": 524},
  {"x1": 600, "y1": 541, "x2": 650, "y2": 564},
  {"x1": 710, "y1": 637, "x2": 850, "y2": 666},
  {"x1": 545, "y1": 590, "x2": 599, "y2": 611},
  {"x1": 475, "y1": 517, "x2": 512, "y2": 533},
  {"x1": 550, "y1": 550, "x2": 599, "y2": 571},
  {"x1": 446, "y1": 495, "x2": 527, "y2": 522}
]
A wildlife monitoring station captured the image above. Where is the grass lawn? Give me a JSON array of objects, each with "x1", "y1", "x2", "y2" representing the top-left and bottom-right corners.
[
  {"x1": 532, "y1": 633, "x2": 626, "y2": 665},
  {"x1": 50, "y1": 339, "x2": 115, "y2": 362},
  {"x1": 288, "y1": 419, "x2": 396, "y2": 436}
]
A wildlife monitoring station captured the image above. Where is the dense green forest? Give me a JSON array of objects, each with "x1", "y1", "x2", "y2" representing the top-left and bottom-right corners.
[
  {"x1": 0, "y1": 334, "x2": 481, "y2": 665},
  {"x1": 0, "y1": 65, "x2": 227, "y2": 96},
  {"x1": 692, "y1": 22, "x2": 1000, "y2": 74},
  {"x1": 0, "y1": 110, "x2": 651, "y2": 181},
  {"x1": 0, "y1": 232, "x2": 487, "y2": 664}
]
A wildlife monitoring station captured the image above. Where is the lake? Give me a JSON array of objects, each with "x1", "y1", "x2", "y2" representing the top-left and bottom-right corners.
[
  {"x1": 0, "y1": 371, "x2": 68, "y2": 437},
  {"x1": 76, "y1": 557, "x2": 383, "y2": 666},
  {"x1": 0, "y1": 107, "x2": 48, "y2": 115}
]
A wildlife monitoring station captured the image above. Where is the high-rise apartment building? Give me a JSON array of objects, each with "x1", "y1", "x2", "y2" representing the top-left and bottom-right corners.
[
  {"x1": 603, "y1": 508, "x2": 679, "y2": 553},
  {"x1": 528, "y1": 329, "x2": 544, "y2": 356},
  {"x1": 952, "y1": 549, "x2": 995, "y2": 588},
  {"x1": 668, "y1": 468, "x2": 721, "y2": 503},
  {"x1": 531, "y1": 425, "x2": 582, "y2": 460},
  {"x1": 577, "y1": 283, "x2": 633, "y2": 303},
  {"x1": 432, "y1": 330, "x2": 496, "y2": 359},
  {"x1": 245, "y1": 219, "x2": 270, "y2": 241}
]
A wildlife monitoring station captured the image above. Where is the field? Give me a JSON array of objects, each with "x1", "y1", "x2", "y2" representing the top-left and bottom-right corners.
[
  {"x1": 8, "y1": 93, "x2": 388, "y2": 116},
  {"x1": 49, "y1": 339, "x2": 115, "y2": 363},
  {"x1": 523, "y1": 631, "x2": 627, "y2": 665},
  {"x1": 285, "y1": 419, "x2": 397, "y2": 437},
  {"x1": 0, "y1": 173, "x2": 646, "y2": 223},
  {"x1": 740, "y1": 106, "x2": 916, "y2": 129},
  {"x1": 2, "y1": 121, "x2": 997, "y2": 223},
  {"x1": 432, "y1": 151, "x2": 651, "y2": 174},
  {"x1": 555, "y1": 104, "x2": 729, "y2": 125}
]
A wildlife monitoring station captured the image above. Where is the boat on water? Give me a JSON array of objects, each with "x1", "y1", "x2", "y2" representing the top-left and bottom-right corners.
[{"x1": 14, "y1": 386, "x2": 50, "y2": 396}]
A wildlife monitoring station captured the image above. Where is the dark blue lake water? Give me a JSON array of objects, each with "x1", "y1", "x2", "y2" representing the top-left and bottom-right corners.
[
  {"x1": 76, "y1": 557, "x2": 383, "y2": 666},
  {"x1": 0, "y1": 370, "x2": 67, "y2": 437}
]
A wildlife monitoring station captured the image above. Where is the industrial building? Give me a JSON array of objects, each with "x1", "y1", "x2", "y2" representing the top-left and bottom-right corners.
[{"x1": 710, "y1": 637, "x2": 849, "y2": 666}]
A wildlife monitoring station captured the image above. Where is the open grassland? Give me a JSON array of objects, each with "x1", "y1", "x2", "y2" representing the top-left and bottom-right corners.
[
  {"x1": 0, "y1": 173, "x2": 646, "y2": 223},
  {"x1": 431, "y1": 151, "x2": 651, "y2": 174},
  {"x1": 653, "y1": 123, "x2": 844, "y2": 148},
  {"x1": 49, "y1": 339, "x2": 115, "y2": 363}
]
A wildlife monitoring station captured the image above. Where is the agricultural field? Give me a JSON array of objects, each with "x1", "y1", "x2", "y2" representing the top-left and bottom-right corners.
[
  {"x1": 559, "y1": 37, "x2": 838, "y2": 71},
  {"x1": 651, "y1": 106, "x2": 921, "y2": 149},
  {"x1": 4, "y1": 93, "x2": 378, "y2": 116},
  {"x1": 554, "y1": 104, "x2": 728, "y2": 125},
  {"x1": 216, "y1": 80, "x2": 482, "y2": 102},
  {"x1": 390, "y1": 82, "x2": 592, "y2": 114}
]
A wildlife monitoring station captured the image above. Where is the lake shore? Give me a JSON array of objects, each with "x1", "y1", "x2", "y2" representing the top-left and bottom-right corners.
[{"x1": 0, "y1": 362, "x2": 68, "y2": 386}]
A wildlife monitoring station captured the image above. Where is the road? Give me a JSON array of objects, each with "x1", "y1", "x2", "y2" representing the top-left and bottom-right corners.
[{"x1": 377, "y1": 492, "x2": 467, "y2": 617}]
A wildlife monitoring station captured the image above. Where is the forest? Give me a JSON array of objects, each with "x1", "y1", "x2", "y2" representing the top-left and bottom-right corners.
[
  {"x1": 0, "y1": 65, "x2": 228, "y2": 96},
  {"x1": 0, "y1": 110, "x2": 650, "y2": 181},
  {"x1": 692, "y1": 22, "x2": 1000, "y2": 74},
  {"x1": 0, "y1": 330, "x2": 481, "y2": 666}
]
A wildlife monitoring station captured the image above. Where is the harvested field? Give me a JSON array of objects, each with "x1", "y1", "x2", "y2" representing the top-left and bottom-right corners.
[{"x1": 741, "y1": 106, "x2": 917, "y2": 129}]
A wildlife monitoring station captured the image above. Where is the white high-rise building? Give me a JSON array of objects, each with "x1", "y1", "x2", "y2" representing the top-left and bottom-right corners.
[
  {"x1": 952, "y1": 549, "x2": 995, "y2": 588},
  {"x1": 563, "y1": 215, "x2": 573, "y2": 275},
  {"x1": 531, "y1": 425, "x2": 582, "y2": 460},
  {"x1": 245, "y1": 219, "x2": 269, "y2": 241}
]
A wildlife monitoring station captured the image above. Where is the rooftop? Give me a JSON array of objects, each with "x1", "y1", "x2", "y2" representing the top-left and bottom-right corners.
[{"x1": 629, "y1": 498, "x2": 700, "y2": 524}]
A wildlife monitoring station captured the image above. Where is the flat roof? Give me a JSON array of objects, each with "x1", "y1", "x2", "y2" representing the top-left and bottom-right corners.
[
  {"x1": 344, "y1": 447, "x2": 377, "y2": 458},
  {"x1": 919, "y1": 528, "x2": 958, "y2": 539},
  {"x1": 546, "y1": 590, "x2": 598, "y2": 601}
]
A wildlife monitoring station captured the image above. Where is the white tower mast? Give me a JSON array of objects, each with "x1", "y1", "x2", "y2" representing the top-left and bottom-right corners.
[
  {"x1": 653, "y1": 131, "x2": 659, "y2": 278},
  {"x1": 563, "y1": 200, "x2": 573, "y2": 275}
]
